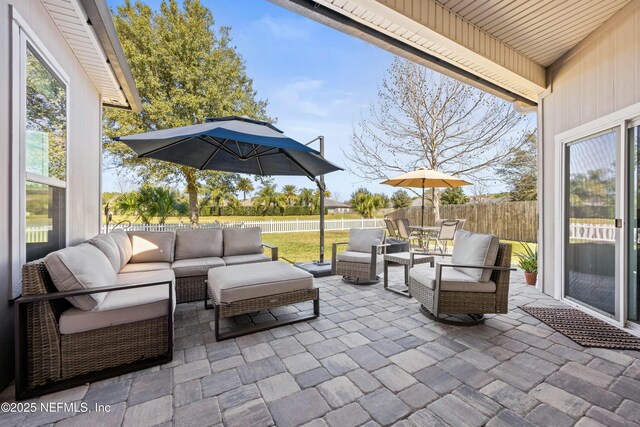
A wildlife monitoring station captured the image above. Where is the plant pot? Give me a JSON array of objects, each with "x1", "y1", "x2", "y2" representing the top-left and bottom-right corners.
[{"x1": 524, "y1": 272, "x2": 537, "y2": 286}]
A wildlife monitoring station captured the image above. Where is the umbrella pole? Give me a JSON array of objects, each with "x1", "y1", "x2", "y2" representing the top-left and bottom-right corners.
[
  {"x1": 421, "y1": 186, "x2": 425, "y2": 228},
  {"x1": 319, "y1": 136, "x2": 325, "y2": 263}
]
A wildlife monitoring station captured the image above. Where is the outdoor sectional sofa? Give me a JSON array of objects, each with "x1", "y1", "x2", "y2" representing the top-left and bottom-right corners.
[{"x1": 15, "y1": 227, "x2": 278, "y2": 399}]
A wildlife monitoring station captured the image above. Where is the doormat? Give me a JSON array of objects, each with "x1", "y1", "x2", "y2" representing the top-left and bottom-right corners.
[{"x1": 519, "y1": 306, "x2": 640, "y2": 351}]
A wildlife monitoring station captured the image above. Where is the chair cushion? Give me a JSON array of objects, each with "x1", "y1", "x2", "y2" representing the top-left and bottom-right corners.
[
  {"x1": 44, "y1": 244, "x2": 115, "y2": 310},
  {"x1": 222, "y1": 254, "x2": 271, "y2": 266},
  {"x1": 119, "y1": 262, "x2": 171, "y2": 274},
  {"x1": 88, "y1": 233, "x2": 121, "y2": 273},
  {"x1": 208, "y1": 261, "x2": 313, "y2": 303},
  {"x1": 223, "y1": 227, "x2": 263, "y2": 256},
  {"x1": 128, "y1": 231, "x2": 175, "y2": 263},
  {"x1": 59, "y1": 270, "x2": 175, "y2": 334},
  {"x1": 172, "y1": 257, "x2": 226, "y2": 277},
  {"x1": 409, "y1": 263, "x2": 496, "y2": 293},
  {"x1": 110, "y1": 228, "x2": 133, "y2": 269},
  {"x1": 336, "y1": 251, "x2": 382, "y2": 264},
  {"x1": 174, "y1": 229, "x2": 223, "y2": 260},
  {"x1": 346, "y1": 228, "x2": 385, "y2": 253},
  {"x1": 452, "y1": 230, "x2": 499, "y2": 282}
]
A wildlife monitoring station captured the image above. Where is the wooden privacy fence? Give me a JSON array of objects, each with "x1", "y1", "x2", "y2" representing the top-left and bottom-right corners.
[{"x1": 386, "y1": 201, "x2": 538, "y2": 242}]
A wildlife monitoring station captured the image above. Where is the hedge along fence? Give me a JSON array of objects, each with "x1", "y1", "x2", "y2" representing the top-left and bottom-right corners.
[
  {"x1": 204, "y1": 205, "x2": 317, "y2": 216},
  {"x1": 386, "y1": 201, "x2": 538, "y2": 243}
]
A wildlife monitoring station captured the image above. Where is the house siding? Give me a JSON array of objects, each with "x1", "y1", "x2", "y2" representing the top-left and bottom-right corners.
[
  {"x1": 540, "y1": 1, "x2": 640, "y2": 297},
  {"x1": 0, "y1": 0, "x2": 102, "y2": 389}
]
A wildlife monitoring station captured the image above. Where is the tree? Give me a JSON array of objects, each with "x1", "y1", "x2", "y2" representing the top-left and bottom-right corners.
[
  {"x1": 440, "y1": 187, "x2": 470, "y2": 205},
  {"x1": 345, "y1": 57, "x2": 528, "y2": 219},
  {"x1": 349, "y1": 187, "x2": 387, "y2": 218},
  {"x1": 236, "y1": 177, "x2": 254, "y2": 200},
  {"x1": 310, "y1": 188, "x2": 332, "y2": 214},
  {"x1": 282, "y1": 185, "x2": 298, "y2": 206},
  {"x1": 253, "y1": 184, "x2": 279, "y2": 215},
  {"x1": 115, "y1": 186, "x2": 184, "y2": 224},
  {"x1": 103, "y1": 0, "x2": 268, "y2": 227},
  {"x1": 390, "y1": 189, "x2": 412, "y2": 209},
  {"x1": 497, "y1": 131, "x2": 537, "y2": 201},
  {"x1": 298, "y1": 188, "x2": 314, "y2": 209}
]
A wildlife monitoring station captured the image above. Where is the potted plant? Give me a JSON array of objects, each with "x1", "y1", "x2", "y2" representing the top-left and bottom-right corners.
[{"x1": 516, "y1": 243, "x2": 538, "y2": 285}]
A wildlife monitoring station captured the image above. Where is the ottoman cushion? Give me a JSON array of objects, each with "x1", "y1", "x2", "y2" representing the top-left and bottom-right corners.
[{"x1": 209, "y1": 261, "x2": 313, "y2": 304}]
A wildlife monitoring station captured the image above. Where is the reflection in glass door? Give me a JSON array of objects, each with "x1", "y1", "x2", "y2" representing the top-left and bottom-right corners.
[
  {"x1": 628, "y1": 125, "x2": 640, "y2": 324},
  {"x1": 565, "y1": 130, "x2": 617, "y2": 317}
]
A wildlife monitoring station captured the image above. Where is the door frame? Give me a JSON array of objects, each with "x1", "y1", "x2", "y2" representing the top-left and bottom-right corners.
[{"x1": 555, "y1": 101, "x2": 640, "y2": 329}]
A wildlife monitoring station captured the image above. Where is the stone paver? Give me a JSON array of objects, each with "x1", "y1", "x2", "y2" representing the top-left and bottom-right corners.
[
  {"x1": 3, "y1": 270, "x2": 639, "y2": 427},
  {"x1": 359, "y1": 388, "x2": 411, "y2": 425}
]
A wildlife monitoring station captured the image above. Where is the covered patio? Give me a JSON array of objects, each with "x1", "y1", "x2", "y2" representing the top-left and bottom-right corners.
[{"x1": 2, "y1": 267, "x2": 639, "y2": 427}]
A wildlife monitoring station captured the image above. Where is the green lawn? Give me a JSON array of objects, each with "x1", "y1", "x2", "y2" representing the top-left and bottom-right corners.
[{"x1": 262, "y1": 230, "x2": 536, "y2": 266}]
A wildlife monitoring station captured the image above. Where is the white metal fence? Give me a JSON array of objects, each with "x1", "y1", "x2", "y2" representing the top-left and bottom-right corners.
[
  {"x1": 26, "y1": 226, "x2": 52, "y2": 243},
  {"x1": 569, "y1": 223, "x2": 616, "y2": 242},
  {"x1": 99, "y1": 217, "x2": 385, "y2": 234}
]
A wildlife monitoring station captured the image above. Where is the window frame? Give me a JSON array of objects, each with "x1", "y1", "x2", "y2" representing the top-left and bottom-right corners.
[{"x1": 11, "y1": 8, "x2": 70, "y2": 299}]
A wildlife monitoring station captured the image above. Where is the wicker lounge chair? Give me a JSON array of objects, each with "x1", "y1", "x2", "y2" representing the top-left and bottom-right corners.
[
  {"x1": 331, "y1": 228, "x2": 388, "y2": 283},
  {"x1": 408, "y1": 230, "x2": 514, "y2": 324}
]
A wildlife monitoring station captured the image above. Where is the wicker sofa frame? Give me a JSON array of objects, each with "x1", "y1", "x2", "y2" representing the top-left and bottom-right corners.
[
  {"x1": 15, "y1": 261, "x2": 173, "y2": 400},
  {"x1": 206, "y1": 284, "x2": 319, "y2": 341},
  {"x1": 176, "y1": 243, "x2": 278, "y2": 303},
  {"x1": 408, "y1": 243, "x2": 514, "y2": 322}
]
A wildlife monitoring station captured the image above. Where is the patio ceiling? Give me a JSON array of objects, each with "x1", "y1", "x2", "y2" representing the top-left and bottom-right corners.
[
  {"x1": 269, "y1": 0, "x2": 632, "y2": 106},
  {"x1": 40, "y1": 0, "x2": 141, "y2": 111}
]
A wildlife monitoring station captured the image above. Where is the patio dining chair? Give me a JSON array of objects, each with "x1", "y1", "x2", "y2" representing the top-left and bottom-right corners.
[
  {"x1": 384, "y1": 218, "x2": 399, "y2": 239},
  {"x1": 395, "y1": 219, "x2": 421, "y2": 250},
  {"x1": 426, "y1": 220, "x2": 459, "y2": 254},
  {"x1": 408, "y1": 230, "x2": 514, "y2": 325}
]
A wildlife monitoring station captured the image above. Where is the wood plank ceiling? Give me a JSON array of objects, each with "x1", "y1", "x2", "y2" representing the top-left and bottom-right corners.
[
  {"x1": 41, "y1": 0, "x2": 129, "y2": 108},
  {"x1": 436, "y1": 0, "x2": 632, "y2": 66}
]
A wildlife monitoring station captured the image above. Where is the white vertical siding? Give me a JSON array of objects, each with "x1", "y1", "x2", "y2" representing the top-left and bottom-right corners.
[
  {"x1": 540, "y1": 1, "x2": 640, "y2": 296},
  {"x1": 0, "y1": 0, "x2": 103, "y2": 388}
]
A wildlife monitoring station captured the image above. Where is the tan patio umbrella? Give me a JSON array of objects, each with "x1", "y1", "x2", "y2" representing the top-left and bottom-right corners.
[{"x1": 381, "y1": 167, "x2": 472, "y2": 226}]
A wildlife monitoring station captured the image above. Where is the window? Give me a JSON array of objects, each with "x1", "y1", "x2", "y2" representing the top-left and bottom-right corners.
[
  {"x1": 11, "y1": 13, "x2": 69, "y2": 298},
  {"x1": 24, "y1": 46, "x2": 67, "y2": 262}
]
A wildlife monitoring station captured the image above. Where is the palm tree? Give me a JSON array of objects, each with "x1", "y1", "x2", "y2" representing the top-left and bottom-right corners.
[
  {"x1": 236, "y1": 177, "x2": 254, "y2": 201},
  {"x1": 152, "y1": 187, "x2": 182, "y2": 224},
  {"x1": 115, "y1": 186, "x2": 183, "y2": 224},
  {"x1": 282, "y1": 185, "x2": 298, "y2": 206},
  {"x1": 310, "y1": 189, "x2": 332, "y2": 214},
  {"x1": 298, "y1": 188, "x2": 314, "y2": 208},
  {"x1": 253, "y1": 184, "x2": 278, "y2": 215},
  {"x1": 211, "y1": 187, "x2": 236, "y2": 216},
  {"x1": 351, "y1": 192, "x2": 387, "y2": 218}
]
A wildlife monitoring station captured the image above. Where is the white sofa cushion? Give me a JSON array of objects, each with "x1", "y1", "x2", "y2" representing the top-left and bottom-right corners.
[
  {"x1": 336, "y1": 251, "x2": 382, "y2": 264},
  {"x1": 451, "y1": 230, "x2": 499, "y2": 282},
  {"x1": 119, "y1": 262, "x2": 171, "y2": 274},
  {"x1": 223, "y1": 227, "x2": 263, "y2": 256},
  {"x1": 174, "y1": 229, "x2": 223, "y2": 260},
  {"x1": 59, "y1": 270, "x2": 175, "y2": 334},
  {"x1": 88, "y1": 234, "x2": 121, "y2": 272},
  {"x1": 172, "y1": 257, "x2": 225, "y2": 277},
  {"x1": 128, "y1": 231, "x2": 175, "y2": 263},
  {"x1": 346, "y1": 228, "x2": 385, "y2": 253},
  {"x1": 110, "y1": 228, "x2": 133, "y2": 269},
  {"x1": 209, "y1": 261, "x2": 313, "y2": 303},
  {"x1": 44, "y1": 244, "x2": 115, "y2": 310},
  {"x1": 222, "y1": 253, "x2": 271, "y2": 266},
  {"x1": 409, "y1": 263, "x2": 496, "y2": 293}
]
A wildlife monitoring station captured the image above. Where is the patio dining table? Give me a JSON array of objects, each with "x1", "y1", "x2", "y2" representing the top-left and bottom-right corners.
[{"x1": 408, "y1": 225, "x2": 439, "y2": 250}]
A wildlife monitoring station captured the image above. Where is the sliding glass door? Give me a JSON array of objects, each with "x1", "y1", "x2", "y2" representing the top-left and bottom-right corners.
[
  {"x1": 628, "y1": 124, "x2": 640, "y2": 324},
  {"x1": 564, "y1": 130, "x2": 618, "y2": 318}
]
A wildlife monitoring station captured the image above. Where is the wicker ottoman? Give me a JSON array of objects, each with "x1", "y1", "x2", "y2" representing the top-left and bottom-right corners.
[{"x1": 207, "y1": 261, "x2": 319, "y2": 340}]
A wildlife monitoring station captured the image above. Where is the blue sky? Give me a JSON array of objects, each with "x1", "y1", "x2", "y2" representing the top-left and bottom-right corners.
[{"x1": 104, "y1": 0, "x2": 532, "y2": 201}]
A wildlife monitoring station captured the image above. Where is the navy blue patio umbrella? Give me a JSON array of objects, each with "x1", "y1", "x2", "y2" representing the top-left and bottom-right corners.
[
  {"x1": 116, "y1": 116, "x2": 342, "y2": 267},
  {"x1": 116, "y1": 116, "x2": 341, "y2": 179}
]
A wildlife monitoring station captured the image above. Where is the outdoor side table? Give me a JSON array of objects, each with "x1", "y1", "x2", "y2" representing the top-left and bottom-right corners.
[{"x1": 383, "y1": 252, "x2": 434, "y2": 297}]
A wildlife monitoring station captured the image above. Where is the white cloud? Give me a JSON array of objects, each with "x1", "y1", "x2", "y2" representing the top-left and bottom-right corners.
[
  {"x1": 258, "y1": 14, "x2": 311, "y2": 41},
  {"x1": 273, "y1": 77, "x2": 356, "y2": 117}
]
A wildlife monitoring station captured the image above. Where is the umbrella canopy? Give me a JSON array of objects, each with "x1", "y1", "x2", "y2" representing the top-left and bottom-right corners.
[
  {"x1": 382, "y1": 167, "x2": 471, "y2": 226},
  {"x1": 381, "y1": 167, "x2": 472, "y2": 188},
  {"x1": 116, "y1": 116, "x2": 342, "y2": 179}
]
